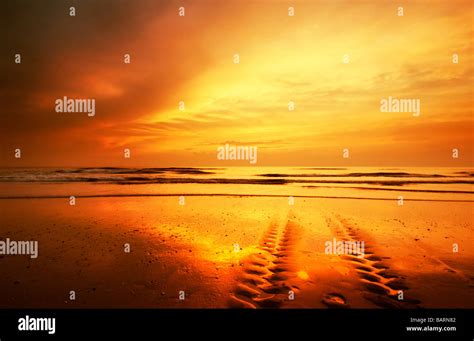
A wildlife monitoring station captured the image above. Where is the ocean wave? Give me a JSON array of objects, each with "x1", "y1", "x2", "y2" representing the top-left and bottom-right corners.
[
  {"x1": 0, "y1": 176, "x2": 473, "y2": 186},
  {"x1": 54, "y1": 167, "x2": 217, "y2": 175},
  {"x1": 1, "y1": 168, "x2": 473, "y2": 187},
  {"x1": 258, "y1": 172, "x2": 453, "y2": 178}
]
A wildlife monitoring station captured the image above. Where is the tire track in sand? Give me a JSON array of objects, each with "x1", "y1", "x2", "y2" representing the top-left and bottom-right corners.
[
  {"x1": 229, "y1": 219, "x2": 300, "y2": 308},
  {"x1": 327, "y1": 215, "x2": 422, "y2": 308}
]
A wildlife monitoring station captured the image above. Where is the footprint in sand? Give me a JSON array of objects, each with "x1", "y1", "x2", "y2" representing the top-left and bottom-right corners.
[{"x1": 322, "y1": 293, "x2": 350, "y2": 308}]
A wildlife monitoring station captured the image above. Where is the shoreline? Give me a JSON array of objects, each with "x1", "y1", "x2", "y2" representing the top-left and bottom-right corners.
[{"x1": 0, "y1": 193, "x2": 472, "y2": 202}]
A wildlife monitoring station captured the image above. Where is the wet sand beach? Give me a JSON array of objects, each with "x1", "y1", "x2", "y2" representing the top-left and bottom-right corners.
[{"x1": 0, "y1": 168, "x2": 473, "y2": 308}]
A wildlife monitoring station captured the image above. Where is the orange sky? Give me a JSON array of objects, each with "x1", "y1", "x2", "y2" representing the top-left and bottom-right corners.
[{"x1": 1, "y1": 0, "x2": 473, "y2": 167}]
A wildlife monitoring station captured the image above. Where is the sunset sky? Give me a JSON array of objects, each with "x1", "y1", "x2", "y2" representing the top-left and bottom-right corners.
[{"x1": 1, "y1": 0, "x2": 473, "y2": 167}]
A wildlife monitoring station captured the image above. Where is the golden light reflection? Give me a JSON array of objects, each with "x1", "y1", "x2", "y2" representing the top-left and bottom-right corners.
[{"x1": 297, "y1": 270, "x2": 310, "y2": 281}]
